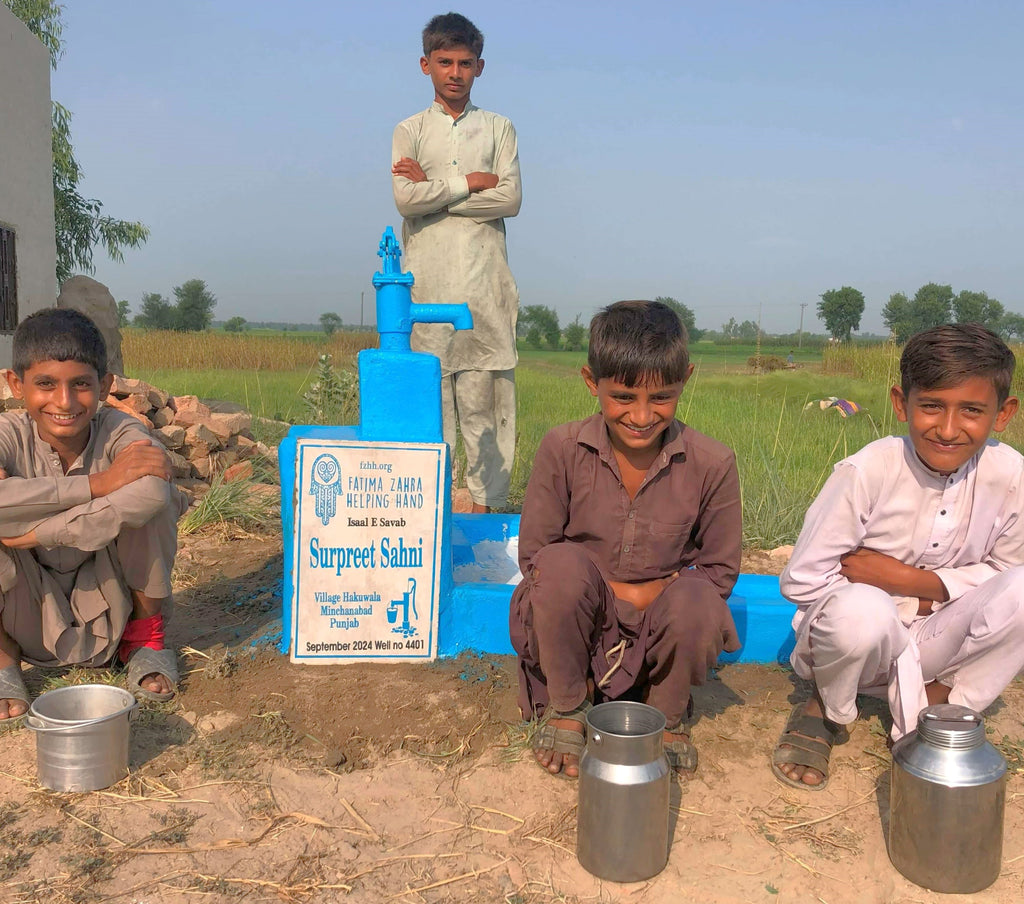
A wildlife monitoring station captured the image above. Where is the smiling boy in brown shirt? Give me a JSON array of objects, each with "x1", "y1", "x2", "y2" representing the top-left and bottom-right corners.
[{"x1": 510, "y1": 300, "x2": 742, "y2": 778}]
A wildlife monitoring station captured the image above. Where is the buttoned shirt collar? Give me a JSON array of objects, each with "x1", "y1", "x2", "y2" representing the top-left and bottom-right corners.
[
  {"x1": 576, "y1": 414, "x2": 687, "y2": 477},
  {"x1": 901, "y1": 435, "x2": 978, "y2": 487},
  {"x1": 429, "y1": 100, "x2": 477, "y2": 122},
  {"x1": 30, "y1": 416, "x2": 96, "y2": 474}
]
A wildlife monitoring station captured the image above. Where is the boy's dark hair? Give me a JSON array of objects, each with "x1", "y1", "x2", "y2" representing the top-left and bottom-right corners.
[
  {"x1": 901, "y1": 322, "x2": 1016, "y2": 404},
  {"x1": 588, "y1": 300, "x2": 690, "y2": 386},
  {"x1": 12, "y1": 308, "x2": 108, "y2": 379},
  {"x1": 422, "y1": 12, "x2": 484, "y2": 58}
]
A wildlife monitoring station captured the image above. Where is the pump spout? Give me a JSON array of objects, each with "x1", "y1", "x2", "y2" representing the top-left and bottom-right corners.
[
  {"x1": 361, "y1": 227, "x2": 475, "y2": 442},
  {"x1": 409, "y1": 302, "x2": 473, "y2": 332},
  {"x1": 372, "y1": 227, "x2": 474, "y2": 352}
]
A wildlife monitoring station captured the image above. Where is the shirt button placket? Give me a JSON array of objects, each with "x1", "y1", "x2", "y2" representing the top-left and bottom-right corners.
[{"x1": 622, "y1": 506, "x2": 637, "y2": 566}]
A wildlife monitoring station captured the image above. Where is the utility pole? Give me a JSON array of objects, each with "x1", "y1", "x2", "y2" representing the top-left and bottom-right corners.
[
  {"x1": 798, "y1": 302, "x2": 808, "y2": 348},
  {"x1": 360, "y1": 291, "x2": 364, "y2": 329}
]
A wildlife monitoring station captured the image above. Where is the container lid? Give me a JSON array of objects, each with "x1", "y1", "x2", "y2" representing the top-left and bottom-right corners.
[{"x1": 917, "y1": 703, "x2": 985, "y2": 749}]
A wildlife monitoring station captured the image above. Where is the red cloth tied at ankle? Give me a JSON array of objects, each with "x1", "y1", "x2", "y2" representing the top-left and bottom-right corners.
[{"x1": 118, "y1": 613, "x2": 165, "y2": 664}]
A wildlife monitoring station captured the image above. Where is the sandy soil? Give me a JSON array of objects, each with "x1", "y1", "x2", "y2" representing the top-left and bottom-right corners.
[{"x1": 0, "y1": 528, "x2": 1022, "y2": 904}]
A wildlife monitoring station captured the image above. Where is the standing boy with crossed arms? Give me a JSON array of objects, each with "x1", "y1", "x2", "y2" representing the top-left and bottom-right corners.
[{"x1": 391, "y1": 12, "x2": 522, "y2": 512}]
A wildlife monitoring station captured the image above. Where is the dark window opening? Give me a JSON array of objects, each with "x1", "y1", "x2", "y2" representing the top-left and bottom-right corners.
[{"x1": 0, "y1": 226, "x2": 16, "y2": 331}]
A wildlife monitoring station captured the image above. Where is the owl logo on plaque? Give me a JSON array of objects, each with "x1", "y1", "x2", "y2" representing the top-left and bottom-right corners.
[{"x1": 309, "y1": 453, "x2": 343, "y2": 525}]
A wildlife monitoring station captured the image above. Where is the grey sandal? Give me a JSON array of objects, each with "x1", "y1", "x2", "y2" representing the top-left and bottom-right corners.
[
  {"x1": 665, "y1": 727, "x2": 698, "y2": 774},
  {"x1": 665, "y1": 697, "x2": 698, "y2": 773},
  {"x1": 0, "y1": 664, "x2": 30, "y2": 722},
  {"x1": 126, "y1": 647, "x2": 178, "y2": 702},
  {"x1": 533, "y1": 700, "x2": 591, "y2": 779}
]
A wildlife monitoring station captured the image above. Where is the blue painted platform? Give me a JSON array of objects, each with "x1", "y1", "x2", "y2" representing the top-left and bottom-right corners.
[{"x1": 443, "y1": 514, "x2": 796, "y2": 664}]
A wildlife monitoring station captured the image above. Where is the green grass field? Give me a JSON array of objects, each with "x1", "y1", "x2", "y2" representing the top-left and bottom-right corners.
[
  {"x1": 125, "y1": 335, "x2": 1024, "y2": 547},
  {"x1": 130, "y1": 367, "x2": 319, "y2": 424}
]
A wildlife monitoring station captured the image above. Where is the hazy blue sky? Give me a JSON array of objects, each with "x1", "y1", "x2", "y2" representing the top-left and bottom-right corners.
[{"x1": 53, "y1": 0, "x2": 1023, "y2": 335}]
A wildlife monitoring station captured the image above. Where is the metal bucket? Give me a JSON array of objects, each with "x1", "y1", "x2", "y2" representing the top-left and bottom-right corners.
[
  {"x1": 26, "y1": 685, "x2": 137, "y2": 792},
  {"x1": 577, "y1": 701, "x2": 670, "y2": 882}
]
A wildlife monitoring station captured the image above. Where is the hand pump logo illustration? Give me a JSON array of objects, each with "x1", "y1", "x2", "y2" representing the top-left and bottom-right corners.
[
  {"x1": 309, "y1": 453, "x2": 344, "y2": 525},
  {"x1": 387, "y1": 577, "x2": 419, "y2": 638}
]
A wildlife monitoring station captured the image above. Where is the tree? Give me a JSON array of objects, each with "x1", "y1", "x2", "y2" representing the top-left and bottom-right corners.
[
  {"x1": 717, "y1": 317, "x2": 759, "y2": 341},
  {"x1": 884, "y1": 284, "x2": 955, "y2": 342},
  {"x1": 134, "y1": 292, "x2": 175, "y2": 330},
  {"x1": 999, "y1": 313, "x2": 1024, "y2": 340},
  {"x1": 116, "y1": 300, "x2": 131, "y2": 327},
  {"x1": 519, "y1": 305, "x2": 561, "y2": 349},
  {"x1": 173, "y1": 279, "x2": 216, "y2": 331},
  {"x1": 737, "y1": 319, "x2": 759, "y2": 341},
  {"x1": 320, "y1": 312, "x2": 343, "y2": 336},
  {"x1": 816, "y1": 286, "x2": 865, "y2": 341},
  {"x1": 911, "y1": 283, "x2": 954, "y2": 333},
  {"x1": 562, "y1": 317, "x2": 586, "y2": 352},
  {"x1": 654, "y1": 296, "x2": 704, "y2": 341},
  {"x1": 953, "y1": 290, "x2": 1004, "y2": 330},
  {"x1": 5, "y1": 0, "x2": 149, "y2": 283},
  {"x1": 882, "y1": 292, "x2": 912, "y2": 342},
  {"x1": 224, "y1": 316, "x2": 247, "y2": 332}
]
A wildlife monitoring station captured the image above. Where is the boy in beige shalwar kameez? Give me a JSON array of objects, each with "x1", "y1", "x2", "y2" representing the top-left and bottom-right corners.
[{"x1": 0, "y1": 309, "x2": 187, "y2": 720}]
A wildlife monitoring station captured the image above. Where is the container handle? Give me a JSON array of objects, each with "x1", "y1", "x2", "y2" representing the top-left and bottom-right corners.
[
  {"x1": 25, "y1": 714, "x2": 111, "y2": 732},
  {"x1": 25, "y1": 701, "x2": 137, "y2": 732}
]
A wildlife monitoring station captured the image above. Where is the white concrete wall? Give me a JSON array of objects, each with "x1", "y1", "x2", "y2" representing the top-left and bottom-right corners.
[{"x1": 0, "y1": 4, "x2": 57, "y2": 367}]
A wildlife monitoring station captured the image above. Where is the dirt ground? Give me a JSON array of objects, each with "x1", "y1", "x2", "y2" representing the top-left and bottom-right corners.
[{"x1": 1, "y1": 529, "x2": 1023, "y2": 904}]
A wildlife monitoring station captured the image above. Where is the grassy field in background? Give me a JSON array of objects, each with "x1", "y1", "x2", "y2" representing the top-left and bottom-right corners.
[
  {"x1": 123, "y1": 333, "x2": 1024, "y2": 547},
  {"x1": 129, "y1": 367, "x2": 317, "y2": 424},
  {"x1": 122, "y1": 328, "x2": 376, "y2": 372}
]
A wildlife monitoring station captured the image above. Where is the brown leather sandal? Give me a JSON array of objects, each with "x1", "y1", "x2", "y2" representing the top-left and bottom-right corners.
[{"x1": 771, "y1": 702, "x2": 844, "y2": 791}]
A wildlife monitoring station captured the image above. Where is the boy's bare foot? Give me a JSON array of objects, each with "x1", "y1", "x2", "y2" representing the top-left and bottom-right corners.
[
  {"x1": 0, "y1": 699, "x2": 27, "y2": 720},
  {"x1": 0, "y1": 637, "x2": 28, "y2": 720},
  {"x1": 535, "y1": 715, "x2": 585, "y2": 776},
  {"x1": 773, "y1": 696, "x2": 843, "y2": 788},
  {"x1": 139, "y1": 672, "x2": 173, "y2": 697}
]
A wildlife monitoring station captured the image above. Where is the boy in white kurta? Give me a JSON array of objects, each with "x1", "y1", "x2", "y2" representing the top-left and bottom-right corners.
[
  {"x1": 775, "y1": 323, "x2": 1024, "y2": 789},
  {"x1": 391, "y1": 12, "x2": 521, "y2": 512},
  {"x1": 0, "y1": 310, "x2": 187, "y2": 720}
]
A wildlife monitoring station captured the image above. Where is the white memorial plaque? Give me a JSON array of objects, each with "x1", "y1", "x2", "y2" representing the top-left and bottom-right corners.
[{"x1": 291, "y1": 439, "x2": 446, "y2": 663}]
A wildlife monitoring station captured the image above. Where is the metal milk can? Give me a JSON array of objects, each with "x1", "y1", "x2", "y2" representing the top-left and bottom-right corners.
[
  {"x1": 889, "y1": 703, "x2": 1007, "y2": 893},
  {"x1": 577, "y1": 701, "x2": 670, "y2": 882}
]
